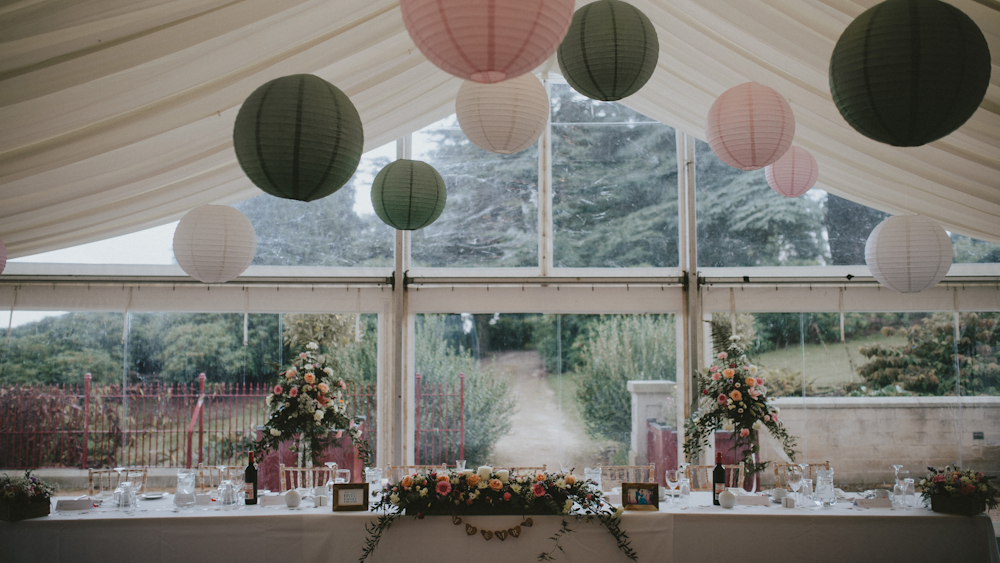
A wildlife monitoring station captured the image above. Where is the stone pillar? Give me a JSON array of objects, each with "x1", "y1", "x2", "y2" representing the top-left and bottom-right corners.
[{"x1": 627, "y1": 381, "x2": 676, "y2": 465}]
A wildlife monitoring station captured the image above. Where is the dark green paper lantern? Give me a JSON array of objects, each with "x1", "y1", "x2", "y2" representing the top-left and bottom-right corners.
[
  {"x1": 829, "y1": 0, "x2": 991, "y2": 147},
  {"x1": 371, "y1": 160, "x2": 447, "y2": 230},
  {"x1": 233, "y1": 74, "x2": 364, "y2": 201},
  {"x1": 557, "y1": 0, "x2": 658, "y2": 102}
]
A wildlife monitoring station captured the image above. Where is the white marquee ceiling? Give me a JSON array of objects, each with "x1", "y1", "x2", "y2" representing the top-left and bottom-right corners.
[{"x1": 1, "y1": 0, "x2": 997, "y2": 257}]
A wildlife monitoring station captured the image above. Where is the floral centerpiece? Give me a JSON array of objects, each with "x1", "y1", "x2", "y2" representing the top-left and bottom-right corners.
[
  {"x1": 683, "y1": 337, "x2": 797, "y2": 482},
  {"x1": 256, "y1": 342, "x2": 372, "y2": 467},
  {"x1": 1, "y1": 471, "x2": 57, "y2": 522},
  {"x1": 919, "y1": 465, "x2": 999, "y2": 516},
  {"x1": 362, "y1": 468, "x2": 635, "y2": 562}
]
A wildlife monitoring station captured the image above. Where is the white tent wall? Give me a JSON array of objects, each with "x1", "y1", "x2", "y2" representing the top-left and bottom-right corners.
[{"x1": 1, "y1": 0, "x2": 998, "y2": 258}]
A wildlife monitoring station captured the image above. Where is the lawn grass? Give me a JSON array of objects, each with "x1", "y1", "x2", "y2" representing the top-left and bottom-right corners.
[{"x1": 753, "y1": 333, "x2": 907, "y2": 393}]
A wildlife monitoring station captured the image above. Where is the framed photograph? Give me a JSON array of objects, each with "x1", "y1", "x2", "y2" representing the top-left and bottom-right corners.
[
  {"x1": 332, "y1": 483, "x2": 369, "y2": 511},
  {"x1": 622, "y1": 482, "x2": 659, "y2": 511}
]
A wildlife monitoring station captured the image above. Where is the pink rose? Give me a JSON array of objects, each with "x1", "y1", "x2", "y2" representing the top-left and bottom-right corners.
[
  {"x1": 739, "y1": 428, "x2": 750, "y2": 437},
  {"x1": 466, "y1": 498, "x2": 473, "y2": 505},
  {"x1": 273, "y1": 385, "x2": 283, "y2": 395},
  {"x1": 710, "y1": 365, "x2": 719, "y2": 372},
  {"x1": 771, "y1": 413, "x2": 779, "y2": 422},
  {"x1": 960, "y1": 483, "x2": 975, "y2": 495},
  {"x1": 299, "y1": 352, "x2": 307, "y2": 358},
  {"x1": 711, "y1": 373, "x2": 721, "y2": 381},
  {"x1": 340, "y1": 381, "x2": 347, "y2": 389},
  {"x1": 503, "y1": 492, "x2": 511, "y2": 501},
  {"x1": 718, "y1": 394, "x2": 728, "y2": 405},
  {"x1": 717, "y1": 352, "x2": 728, "y2": 360},
  {"x1": 532, "y1": 482, "x2": 546, "y2": 497},
  {"x1": 289, "y1": 387, "x2": 299, "y2": 398},
  {"x1": 436, "y1": 480, "x2": 451, "y2": 496}
]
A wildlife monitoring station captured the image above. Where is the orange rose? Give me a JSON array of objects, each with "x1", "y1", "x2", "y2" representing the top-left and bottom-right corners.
[
  {"x1": 304, "y1": 373, "x2": 316, "y2": 384},
  {"x1": 565, "y1": 475, "x2": 576, "y2": 485},
  {"x1": 467, "y1": 474, "x2": 481, "y2": 487},
  {"x1": 730, "y1": 390, "x2": 743, "y2": 401},
  {"x1": 401, "y1": 476, "x2": 413, "y2": 488},
  {"x1": 536, "y1": 473, "x2": 546, "y2": 482},
  {"x1": 437, "y1": 474, "x2": 450, "y2": 482},
  {"x1": 489, "y1": 479, "x2": 503, "y2": 491},
  {"x1": 722, "y1": 368, "x2": 735, "y2": 378}
]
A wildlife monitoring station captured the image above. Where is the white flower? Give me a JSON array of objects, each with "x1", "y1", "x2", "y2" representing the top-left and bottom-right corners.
[
  {"x1": 306, "y1": 342, "x2": 319, "y2": 350},
  {"x1": 323, "y1": 367, "x2": 333, "y2": 375},
  {"x1": 314, "y1": 410, "x2": 325, "y2": 422},
  {"x1": 722, "y1": 421, "x2": 735, "y2": 432},
  {"x1": 555, "y1": 478, "x2": 566, "y2": 489},
  {"x1": 747, "y1": 365, "x2": 758, "y2": 375},
  {"x1": 389, "y1": 493, "x2": 400, "y2": 504},
  {"x1": 265, "y1": 395, "x2": 272, "y2": 406},
  {"x1": 269, "y1": 428, "x2": 281, "y2": 436},
  {"x1": 729, "y1": 335, "x2": 741, "y2": 341},
  {"x1": 563, "y1": 499, "x2": 573, "y2": 514},
  {"x1": 613, "y1": 505, "x2": 624, "y2": 518},
  {"x1": 511, "y1": 484, "x2": 522, "y2": 494},
  {"x1": 752, "y1": 420, "x2": 763, "y2": 430},
  {"x1": 419, "y1": 488, "x2": 428, "y2": 497}
]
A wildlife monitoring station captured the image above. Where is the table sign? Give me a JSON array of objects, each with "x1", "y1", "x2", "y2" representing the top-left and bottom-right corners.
[
  {"x1": 55, "y1": 499, "x2": 92, "y2": 511},
  {"x1": 735, "y1": 496, "x2": 770, "y2": 507},
  {"x1": 332, "y1": 483, "x2": 369, "y2": 511},
  {"x1": 855, "y1": 498, "x2": 892, "y2": 509},
  {"x1": 259, "y1": 495, "x2": 286, "y2": 507}
]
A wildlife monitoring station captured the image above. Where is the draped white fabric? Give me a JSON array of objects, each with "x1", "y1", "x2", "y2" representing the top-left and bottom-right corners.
[{"x1": 1, "y1": 0, "x2": 997, "y2": 257}]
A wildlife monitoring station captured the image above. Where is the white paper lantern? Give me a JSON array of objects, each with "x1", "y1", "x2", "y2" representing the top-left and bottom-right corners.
[
  {"x1": 706, "y1": 83, "x2": 795, "y2": 171},
  {"x1": 0, "y1": 239, "x2": 6, "y2": 275},
  {"x1": 865, "y1": 215, "x2": 952, "y2": 293},
  {"x1": 456, "y1": 74, "x2": 549, "y2": 154},
  {"x1": 764, "y1": 147, "x2": 819, "y2": 198},
  {"x1": 173, "y1": 205, "x2": 257, "y2": 283}
]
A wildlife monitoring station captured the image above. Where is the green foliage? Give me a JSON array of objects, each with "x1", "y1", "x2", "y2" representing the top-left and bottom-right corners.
[
  {"x1": 858, "y1": 312, "x2": 1000, "y2": 395},
  {"x1": 574, "y1": 315, "x2": 675, "y2": 445},
  {"x1": 283, "y1": 313, "x2": 356, "y2": 353},
  {"x1": 759, "y1": 367, "x2": 816, "y2": 398},
  {"x1": 0, "y1": 312, "x2": 123, "y2": 385},
  {"x1": 951, "y1": 234, "x2": 1000, "y2": 264},
  {"x1": 415, "y1": 315, "x2": 516, "y2": 465},
  {"x1": 532, "y1": 314, "x2": 594, "y2": 375}
]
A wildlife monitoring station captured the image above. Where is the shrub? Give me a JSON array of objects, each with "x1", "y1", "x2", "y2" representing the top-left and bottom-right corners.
[{"x1": 575, "y1": 314, "x2": 676, "y2": 446}]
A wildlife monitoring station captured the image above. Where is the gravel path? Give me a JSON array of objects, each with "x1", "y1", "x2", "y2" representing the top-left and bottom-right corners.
[{"x1": 485, "y1": 351, "x2": 617, "y2": 472}]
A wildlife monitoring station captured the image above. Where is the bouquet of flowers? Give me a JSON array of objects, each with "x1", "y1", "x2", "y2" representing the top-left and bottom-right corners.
[
  {"x1": 362, "y1": 468, "x2": 635, "y2": 562},
  {"x1": 1, "y1": 471, "x2": 57, "y2": 521},
  {"x1": 683, "y1": 338, "x2": 797, "y2": 480},
  {"x1": 256, "y1": 342, "x2": 372, "y2": 467},
  {"x1": 920, "y1": 465, "x2": 999, "y2": 515}
]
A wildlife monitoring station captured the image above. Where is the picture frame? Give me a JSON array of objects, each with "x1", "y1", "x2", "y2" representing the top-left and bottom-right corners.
[
  {"x1": 621, "y1": 482, "x2": 659, "y2": 511},
  {"x1": 332, "y1": 483, "x2": 370, "y2": 511}
]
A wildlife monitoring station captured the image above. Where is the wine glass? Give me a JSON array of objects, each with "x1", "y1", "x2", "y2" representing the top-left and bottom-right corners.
[
  {"x1": 216, "y1": 464, "x2": 228, "y2": 488},
  {"x1": 891, "y1": 464, "x2": 903, "y2": 482},
  {"x1": 324, "y1": 462, "x2": 338, "y2": 498},
  {"x1": 787, "y1": 467, "x2": 803, "y2": 507},
  {"x1": 230, "y1": 469, "x2": 246, "y2": 507},
  {"x1": 665, "y1": 470, "x2": 680, "y2": 504},
  {"x1": 455, "y1": 460, "x2": 466, "y2": 472}
]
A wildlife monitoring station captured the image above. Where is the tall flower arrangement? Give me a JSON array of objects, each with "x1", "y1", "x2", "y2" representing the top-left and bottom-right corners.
[
  {"x1": 683, "y1": 337, "x2": 797, "y2": 480},
  {"x1": 257, "y1": 342, "x2": 372, "y2": 467}
]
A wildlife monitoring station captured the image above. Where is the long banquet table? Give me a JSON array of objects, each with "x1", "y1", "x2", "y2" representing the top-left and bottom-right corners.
[{"x1": 2, "y1": 492, "x2": 997, "y2": 563}]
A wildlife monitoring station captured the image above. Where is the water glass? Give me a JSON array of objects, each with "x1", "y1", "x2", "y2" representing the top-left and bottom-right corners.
[
  {"x1": 116, "y1": 482, "x2": 136, "y2": 511},
  {"x1": 800, "y1": 478, "x2": 813, "y2": 506},
  {"x1": 174, "y1": 469, "x2": 197, "y2": 510},
  {"x1": 365, "y1": 467, "x2": 382, "y2": 484},
  {"x1": 229, "y1": 470, "x2": 246, "y2": 505},
  {"x1": 902, "y1": 478, "x2": 916, "y2": 508},
  {"x1": 218, "y1": 480, "x2": 237, "y2": 507},
  {"x1": 336, "y1": 469, "x2": 351, "y2": 484},
  {"x1": 815, "y1": 468, "x2": 836, "y2": 507},
  {"x1": 584, "y1": 467, "x2": 602, "y2": 490},
  {"x1": 677, "y1": 478, "x2": 691, "y2": 507},
  {"x1": 455, "y1": 460, "x2": 466, "y2": 472}
]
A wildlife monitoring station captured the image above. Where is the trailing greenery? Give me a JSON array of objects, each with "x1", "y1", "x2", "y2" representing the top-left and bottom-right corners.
[{"x1": 575, "y1": 315, "x2": 676, "y2": 445}]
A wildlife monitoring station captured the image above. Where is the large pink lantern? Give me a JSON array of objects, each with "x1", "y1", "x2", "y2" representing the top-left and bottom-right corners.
[
  {"x1": 764, "y1": 147, "x2": 819, "y2": 198},
  {"x1": 706, "y1": 83, "x2": 795, "y2": 171},
  {"x1": 400, "y1": 0, "x2": 575, "y2": 83},
  {"x1": 0, "y1": 239, "x2": 6, "y2": 275}
]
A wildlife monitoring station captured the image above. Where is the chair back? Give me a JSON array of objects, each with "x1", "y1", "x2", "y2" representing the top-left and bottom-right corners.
[
  {"x1": 684, "y1": 464, "x2": 743, "y2": 491},
  {"x1": 600, "y1": 464, "x2": 655, "y2": 492},
  {"x1": 506, "y1": 465, "x2": 546, "y2": 476},
  {"x1": 278, "y1": 465, "x2": 332, "y2": 492},
  {"x1": 88, "y1": 467, "x2": 148, "y2": 496},
  {"x1": 773, "y1": 461, "x2": 831, "y2": 488}
]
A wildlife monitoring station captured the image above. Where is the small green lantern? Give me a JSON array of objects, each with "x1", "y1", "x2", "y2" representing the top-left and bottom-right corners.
[
  {"x1": 233, "y1": 74, "x2": 364, "y2": 201},
  {"x1": 829, "y1": 0, "x2": 991, "y2": 147},
  {"x1": 557, "y1": 0, "x2": 658, "y2": 102},
  {"x1": 370, "y1": 160, "x2": 447, "y2": 230}
]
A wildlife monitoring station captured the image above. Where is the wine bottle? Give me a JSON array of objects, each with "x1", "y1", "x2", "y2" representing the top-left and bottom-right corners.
[
  {"x1": 712, "y1": 452, "x2": 725, "y2": 506},
  {"x1": 245, "y1": 451, "x2": 258, "y2": 505}
]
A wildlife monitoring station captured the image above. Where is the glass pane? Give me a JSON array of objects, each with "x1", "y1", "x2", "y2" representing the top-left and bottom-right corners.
[
  {"x1": 414, "y1": 313, "x2": 676, "y2": 475},
  {"x1": 551, "y1": 84, "x2": 679, "y2": 267},
  {"x1": 410, "y1": 116, "x2": 538, "y2": 267},
  {"x1": 951, "y1": 233, "x2": 1000, "y2": 264},
  {"x1": 235, "y1": 143, "x2": 396, "y2": 267},
  {"x1": 11, "y1": 224, "x2": 177, "y2": 265}
]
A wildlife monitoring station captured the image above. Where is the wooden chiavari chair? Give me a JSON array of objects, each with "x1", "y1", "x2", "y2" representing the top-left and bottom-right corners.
[
  {"x1": 684, "y1": 464, "x2": 744, "y2": 491},
  {"x1": 278, "y1": 464, "x2": 333, "y2": 493},
  {"x1": 773, "y1": 461, "x2": 831, "y2": 489},
  {"x1": 600, "y1": 464, "x2": 656, "y2": 492}
]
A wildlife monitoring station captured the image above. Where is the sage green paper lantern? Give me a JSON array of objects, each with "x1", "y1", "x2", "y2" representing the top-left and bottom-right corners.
[
  {"x1": 233, "y1": 74, "x2": 364, "y2": 201},
  {"x1": 371, "y1": 160, "x2": 447, "y2": 230},
  {"x1": 829, "y1": 0, "x2": 991, "y2": 147},
  {"x1": 557, "y1": 0, "x2": 658, "y2": 102}
]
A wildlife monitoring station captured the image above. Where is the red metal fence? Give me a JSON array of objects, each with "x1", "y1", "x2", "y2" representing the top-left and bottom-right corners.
[
  {"x1": 0, "y1": 374, "x2": 377, "y2": 470},
  {"x1": 414, "y1": 372, "x2": 465, "y2": 465}
]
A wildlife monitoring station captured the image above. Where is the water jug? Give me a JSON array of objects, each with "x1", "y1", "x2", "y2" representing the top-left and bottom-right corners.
[
  {"x1": 815, "y1": 468, "x2": 836, "y2": 507},
  {"x1": 174, "y1": 469, "x2": 196, "y2": 510}
]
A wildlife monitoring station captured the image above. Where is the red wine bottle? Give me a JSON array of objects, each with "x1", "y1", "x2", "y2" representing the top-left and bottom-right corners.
[
  {"x1": 712, "y1": 452, "x2": 725, "y2": 506},
  {"x1": 245, "y1": 451, "x2": 258, "y2": 505}
]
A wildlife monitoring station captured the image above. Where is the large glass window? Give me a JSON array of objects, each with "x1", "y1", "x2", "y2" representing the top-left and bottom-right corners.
[
  {"x1": 552, "y1": 84, "x2": 679, "y2": 268},
  {"x1": 410, "y1": 116, "x2": 538, "y2": 267}
]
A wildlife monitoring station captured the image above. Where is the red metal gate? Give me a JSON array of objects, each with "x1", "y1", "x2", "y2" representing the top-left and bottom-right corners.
[{"x1": 414, "y1": 372, "x2": 465, "y2": 465}]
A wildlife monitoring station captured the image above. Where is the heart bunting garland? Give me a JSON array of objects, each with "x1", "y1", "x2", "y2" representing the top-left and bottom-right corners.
[{"x1": 455, "y1": 517, "x2": 533, "y2": 541}]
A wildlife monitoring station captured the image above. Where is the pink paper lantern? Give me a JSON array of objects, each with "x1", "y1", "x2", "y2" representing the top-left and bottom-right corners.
[
  {"x1": 764, "y1": 147, "x2": 819, "y2": 198},
  {"x1": 0, "y1": 239, "x2": 6, "y2": 275},
  {"x1": 400, "y1": 0, "x2": 575, "y2": 83},
  {"x1": 706, "y1": 83, "x2": 796, "y2": 171}
]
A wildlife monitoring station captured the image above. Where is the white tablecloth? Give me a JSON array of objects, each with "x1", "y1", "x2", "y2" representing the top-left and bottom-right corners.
[{"x1": 2, "y1": 493, "x2": 997, "y2": 563}]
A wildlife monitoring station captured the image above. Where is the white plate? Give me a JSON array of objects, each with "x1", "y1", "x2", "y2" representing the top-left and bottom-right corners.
[{"x1": 141, "y1": 492, "x2": 165, "y2": 499}]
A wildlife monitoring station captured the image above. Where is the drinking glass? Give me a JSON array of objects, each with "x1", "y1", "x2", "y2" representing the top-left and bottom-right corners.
[
  {"x1": 230, "y1": 469, "x2": 246, "y2": 506},
  {"x1": 584, "y1": 467, "x2": 602, "y2": 491},
  {"x1": 324, "y1": 462, "x2": 338, "y2": 498},
  {"x1": 336, "y1": 469, "x2": 351, "y2": 484},
  {"x1": 787, "y1": 468, "x2": 803, "y2": 506},
  {"x1": 559, "y1": 460, "x2": 571, "y2": 474},
  {"x1": 800, "y1": 478, "x2": 813, "y2": 506},
  {"x1": 456, "y1": 460, "x2": 466, "y2": 472},
  {"x1": 902, "y1": 478, "x2": 916, "y2": 509},
  {"x1": 891, "y1": 464, "x2": 903, "y2": 483},
  {"x1": 678, "y1": 478, "x2": 691, "y2": 507},
  {"x1": 665, "y1": 470, "x2": 680, "y2": 504},
  {"x1": 174, "y1": 469, "x2": 197, "y2": 510},
  {"x1": 217, "y1": 480, "x2": 237, "y2": 508},
  {"x1": 815, "y1": 468, "x2": 836, "y2": 507},
  {"x1": 892, "y1": 483, "x2": 905, "y2": 508},
  {"x1": 895, "y1": 470, "x2": 909, "y2": 488}
]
